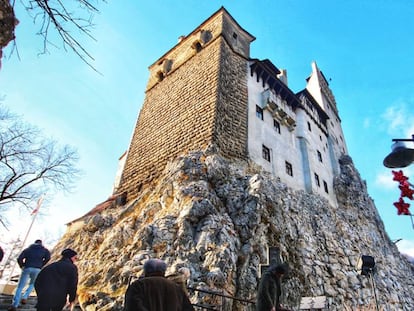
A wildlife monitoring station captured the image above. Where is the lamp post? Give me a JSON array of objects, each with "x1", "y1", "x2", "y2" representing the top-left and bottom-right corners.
[
  {"x1": 383, "y1": 135, "x2": 414, "y2": 168},
  {"x1": 383, "y1": 135, "x2": 414, "y2": 227}
]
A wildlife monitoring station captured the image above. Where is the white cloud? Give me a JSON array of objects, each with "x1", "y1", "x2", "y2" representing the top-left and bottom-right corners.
[
  {"x1": 382, "y1": 105, "x2": 406, "y2": 133},
  {"x1": 397, "y1": 239, "x2": 414, "y2": 258},
  {"x1": 375, "y1": 171, "x2": 399, "y2": 189},
  {"x1": 381, "y1": 100, "x2": 414, "y2": 136}
]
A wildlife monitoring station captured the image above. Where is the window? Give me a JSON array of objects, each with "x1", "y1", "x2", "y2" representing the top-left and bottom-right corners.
[
  {"x1": 256, "y1": 105, "x2": 263, "y2": 120},
  {"x1": 317, "y1": 150, "x2": 323, "y2": 162},
  {"x1": 285, "y1": 161, "x2": 293, "y2": 176},
  {"x1": 156, "y1": 71, "x2": 164, "y2": 82},
  {"x1": 314, "y1": 173, "x2": 320, "y2": 187},
  {"x1": 262, "y1": 145, "x2": 271, "y2": 162},
  {"x1": 194, "y1": 42, "x2": 202, "y2": 52},
  {"x1": 323, "y1": 181, "x2": 329, "y2": 193},
  {"x1": 274, "y1": 120, "x2": 281, "y2": 133},
  {"x1": 307, "y1": 121, "x2": 311, "y2": 131}
]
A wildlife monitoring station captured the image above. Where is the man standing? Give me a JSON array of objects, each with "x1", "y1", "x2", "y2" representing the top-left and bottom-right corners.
[
  {"x1": 256, "y1": 263, "x2": 289, "y2": 311},
  {"x1": 8, "y1": 239, "x2": 50, "y2": 311},
  {"x1": 124, "y1": 258, "x2": 194, "y2": 311},
  {"x1": 34, "y1": 248, "x2": 79, "y2": 311}
]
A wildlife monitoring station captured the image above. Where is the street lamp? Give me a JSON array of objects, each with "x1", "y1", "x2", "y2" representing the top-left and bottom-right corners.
[
  {"x1": 383, "y1": 135, "x2": 414, "y2": 228},
  {"x1": 383, "y1": 135, "x2": 414, "y2": 168}
]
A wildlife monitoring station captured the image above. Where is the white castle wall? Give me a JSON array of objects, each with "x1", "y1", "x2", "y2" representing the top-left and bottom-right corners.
[
  {"x1": 247, "y1": 61, "x2": 345, "y2": 206},
  {"x1": 247, "y1": 69, "x2": 306, "y2": 192}
]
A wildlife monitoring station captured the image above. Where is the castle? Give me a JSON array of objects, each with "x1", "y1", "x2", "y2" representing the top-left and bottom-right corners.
[
  {"x1": 116, "y1": 7, "x2": 348, "y2": 207},
  {"x1": 59, "y1": 8, "x2": 414, "y2": 309}
]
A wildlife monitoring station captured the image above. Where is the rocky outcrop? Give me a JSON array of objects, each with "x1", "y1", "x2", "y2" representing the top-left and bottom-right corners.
[{"x1": 54, "y1": 151, "x2": 414, "y2": 310}]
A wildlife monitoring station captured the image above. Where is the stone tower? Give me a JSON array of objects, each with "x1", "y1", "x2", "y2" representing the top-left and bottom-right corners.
[{"x1": 118, "y1": 7, "x2": 255, "y2": 201}]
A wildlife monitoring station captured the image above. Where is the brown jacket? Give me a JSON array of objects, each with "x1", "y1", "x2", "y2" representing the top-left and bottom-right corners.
[{"x1": 124, "y1": 276, "x2": 194, "y2": 311}]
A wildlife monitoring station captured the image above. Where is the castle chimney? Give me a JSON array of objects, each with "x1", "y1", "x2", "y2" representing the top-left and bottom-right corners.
[{"x1": 277, "y1": 69, "x2": 288, "y2": 86}]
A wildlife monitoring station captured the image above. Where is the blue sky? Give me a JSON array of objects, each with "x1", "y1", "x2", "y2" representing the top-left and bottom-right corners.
[{"x1": 1, "y1": 1, "x2": 414, "y2": 256}]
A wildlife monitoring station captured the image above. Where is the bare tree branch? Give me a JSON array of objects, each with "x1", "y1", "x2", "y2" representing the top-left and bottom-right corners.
[
  {"x1": 0, "y1": 104, "x2": 81, "y2": 227},
  {"x1": 13, "y1": 0, "x2": 104, "y2": 72}
]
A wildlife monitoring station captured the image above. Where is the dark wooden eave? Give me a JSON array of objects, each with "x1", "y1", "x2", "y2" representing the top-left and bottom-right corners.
[
  {"x1": 296, "y1": 89, "x2": 329, "y2": 126},
  {"x1": 250, "y1": 59, "x2": 301, "y2": 109}
]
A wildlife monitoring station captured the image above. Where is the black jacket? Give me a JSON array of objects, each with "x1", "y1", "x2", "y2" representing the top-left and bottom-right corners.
[
  {"x1": 256, "y1": 270, "x2": 283, "y2": 311},
  {"x1": 35, "y1": 257, "x2": 78, "y2": 308},
  {"x1": 124, "y1": 276, "x2": 194, "y2": 311},
  {"x1": 17, "y1": 243, "x2": 50, "y2": 269}
]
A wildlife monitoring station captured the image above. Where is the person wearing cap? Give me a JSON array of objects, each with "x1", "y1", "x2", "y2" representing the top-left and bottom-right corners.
[
  {"x1": 124, "y1": 258, "x2": 194, "y2": 311},
  {"x1": 34, "y1": 248, "x2": 78, "y2": 311},
  {"x1": 8, "y1": 239, "x2": 51, "y2": 311}
]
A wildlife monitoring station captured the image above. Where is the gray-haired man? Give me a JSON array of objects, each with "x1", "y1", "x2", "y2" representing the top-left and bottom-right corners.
[{"x1": 124, "y1": 258, "x2": 194, "y2": 311}]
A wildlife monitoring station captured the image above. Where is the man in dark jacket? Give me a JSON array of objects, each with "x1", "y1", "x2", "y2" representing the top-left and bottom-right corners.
[
  {"x1": 8, "y1": 239, "x2": 50, "y2": 311},
  {"x1": 256, "y1": 263, "x2": 289, "y2": 311},
  {"x1": 124, "y1": 258, "x2": 194, "y2": 311},
  {"x1": 34, "y1": 248, "x2": 78, "y2": 311}
]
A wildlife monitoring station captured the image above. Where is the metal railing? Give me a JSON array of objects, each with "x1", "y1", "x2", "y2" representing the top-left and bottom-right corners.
[{"x1": 187, "y1": 286, "x2": 255, "y2": 311}]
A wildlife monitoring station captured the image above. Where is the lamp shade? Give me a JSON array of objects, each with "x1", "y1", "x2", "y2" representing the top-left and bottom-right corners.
[
  {"x1": 357, "y1": 255, "x2": 375, "y2": 275},
  {"x1": 383, "y1": 142, "x2": 414, "y2": 168}
]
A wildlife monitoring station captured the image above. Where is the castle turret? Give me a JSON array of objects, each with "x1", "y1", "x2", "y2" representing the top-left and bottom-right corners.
[
  {"x1": 306, "y1": 61, "x2": 348, "y2": 175},
  {"x1": 118, "y1": 7, "x2": 255, "y2": 201}
]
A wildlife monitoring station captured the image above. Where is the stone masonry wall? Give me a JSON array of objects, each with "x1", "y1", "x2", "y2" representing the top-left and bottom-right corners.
[
  {"x1": 213, "y1": 38, "x2": 249, "y2": 160},
  {"x1": 118, "y1": 8, "x2": 252, "y2": 201},
  {"x1": 120, "y1": 36, "x2": 249, "y2": 201},
  {"x1": 119, "y1": 39, "x2": 220, "y2": 200}
]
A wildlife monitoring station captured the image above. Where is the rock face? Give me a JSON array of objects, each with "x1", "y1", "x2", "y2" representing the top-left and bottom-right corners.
[{"x1": 54, "y1": 151, "x2": 414, "y2": 310}]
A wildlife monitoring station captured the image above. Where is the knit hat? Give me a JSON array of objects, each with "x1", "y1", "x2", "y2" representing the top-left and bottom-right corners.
[
  {"x1": 61, "y1": 248, "x2": 78, "y2": 259},
  {"x1": 35, "y1": 239, "x2": 42, "y2": 244}
]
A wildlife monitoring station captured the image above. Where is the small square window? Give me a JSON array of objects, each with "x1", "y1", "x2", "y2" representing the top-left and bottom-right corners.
[
  {"x1": 285, "y1": 161, "x2": 293, "y2": 176},
  {"x1": 262, "y1": 145, "x2": 271, "y2": 162},
  {"x1": 256, "y1": 105, "x2": 264, "y2": 120},
  {"x1": 273, "y1": 120, "x2": 281, "y2": 134}
]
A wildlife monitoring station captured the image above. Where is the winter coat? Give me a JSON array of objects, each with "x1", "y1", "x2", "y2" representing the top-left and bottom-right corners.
[
  {"x1": 34, "y1": 257, "x2": 78, "y2": 310},
  {"x1": 17, "y1": 243, "x2": 50, "y2": 269},
  {"x1": 256, "y1": 270, "x2": 283, "y2": 311},
  {"x1": 124, "y1": 276, "x2": 194, "y2": 311}
]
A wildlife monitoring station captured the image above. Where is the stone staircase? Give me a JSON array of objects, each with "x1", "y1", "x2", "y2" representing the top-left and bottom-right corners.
[{"x1": 0, "y1": 294, "x2": 37, "y2": 311}]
